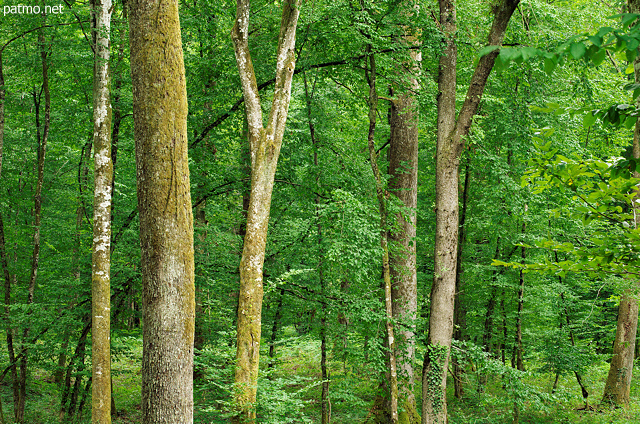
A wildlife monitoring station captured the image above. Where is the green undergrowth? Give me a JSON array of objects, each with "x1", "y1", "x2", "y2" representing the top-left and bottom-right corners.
[{"x1": 1, "y1": 330, "x2": 638, "y2": 424}]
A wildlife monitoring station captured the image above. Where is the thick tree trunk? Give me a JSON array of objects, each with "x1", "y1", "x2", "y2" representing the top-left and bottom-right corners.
[
  {"x1": 230, "y1": 0, "x2": 301, "y2": 420},
  {"x1": 129, "y1": 0, "x2": 196, "y2": 421},
  {"x1": 388, "y1": 7, "x2": 421, "y2": 420},
  {"x1": 91, "y1": 0, "x2": 113, "y2": 421},
  {"x1": 422, "y1": 2, "x2": 519, "y2": 423},
  {"x1": 601, "y1": 0, "x2": 640, "y2": 406},
  {"x1": 602, "y1": 298, "x2": 639, "y2": 406}
]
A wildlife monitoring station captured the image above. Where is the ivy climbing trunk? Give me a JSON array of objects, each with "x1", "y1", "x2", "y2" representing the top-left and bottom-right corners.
[
  {"x1": 129, "y1": 0, "x2": 196, "y2": 421},
  {"x1": 90, "y1": 0, "x2": 113, "y2": 421},
  {"x1": 422, "y1": 1, "x2": 519, "y2": 423},
  {"x1": 231, "y1": 0, "x2": 301, "y2": 420}
]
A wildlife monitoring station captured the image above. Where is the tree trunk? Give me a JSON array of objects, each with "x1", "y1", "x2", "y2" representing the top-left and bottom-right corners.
[
  {"x1": 388, "y1": 5, "x2": 421, "y2": 420},
  {"x1": 452, "y1": 163, "x2": 470, "y2": 399},
  {"x1": 601, "y1": 0, "x2": 640, "y2": 407},
  {"x1": 230, "y1": 0, "x2": 301, "y2": 420},
  {"x1": 129, "y1": 0, "x2": 196, "y2": 421},
  {"x1": 366, "y1": 50, "x2": 398, "y2": 424},
  {"x1": 91, "y1": 0, "x2": 113, "y2": 420},
  {"x1": 423, "y1": 2, "x2": 519, "y2": 422},
  {"x1": 15, "y1": 29, "x2": 52, "y2": 424},
  {"x1": 602, "y1": 298, "x2": 639, "y2": 406},
  {"x1": 514, "y1": 216, "x2": 526, "y2": 372},
  {"x1": 303, "y1": 70, "x2": 331, "y2": 423}
]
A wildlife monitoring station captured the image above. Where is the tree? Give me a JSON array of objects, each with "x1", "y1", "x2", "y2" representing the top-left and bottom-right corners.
[
  {"x1": 387, "y1": 2, "x2": 421, "y2": 419},
  {"x1": 128, "y1": 0, "x2": 195, "y2": 422},
  {"x1": 601, "y1": 0, "x2": 640, "y2": 406},
  {"x1": 366, "y1": 49, "x2": 399, "y2": 424},
  {"x1": 230, "y1": 0, "x2": 301, "y2": 421},
  {"x1": 423, "y1": 1, "x2": 519, "y2": 423},
  {"x1": 90, "y1": 0, "x2": 113, "y2": 420}
]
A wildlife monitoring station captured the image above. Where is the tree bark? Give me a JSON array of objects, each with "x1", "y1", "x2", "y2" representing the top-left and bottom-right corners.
[
  {"x1": 128, "y1": 0, "x2": 195, "y2": 421},
  {"x1": 388, "y1": 5, "x2": 421, "y2": 419},
  {"x1": 91, "y1": 0, "x2": 113, "y2": 420},
  {"x1": 422, "y1": 2, "x2": 519, "y2": 422},
  {"x1": 602, "y1": 298, "x2": 639, "y2": 406},
  {"x1": 601, "y1": 0, "x2": 640, "y2": 407},
  {"x1": 230, "y1": 0, "x2": 301, "y2": 420}
]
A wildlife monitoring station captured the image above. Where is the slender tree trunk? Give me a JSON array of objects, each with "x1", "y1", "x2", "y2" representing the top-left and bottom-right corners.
[
  {"x1": 60, "y1": 319, "x2": 91, "y2": 420},
  {"x1": 0, "y1": 51, "x2": 4, "y2": 177},
  {"x1": 557, "y1": 290, "x2": 588, "y2": 403},
  {"x1": 514, "y1": 215, "x2": 526, "y2": 372},
  {"x1": 91, "y1": 0, "x2": 113, "y2": 420},
  {"x1": 230, "y1": 0, "x2": 301, "y2": 420},
  {"x1": 267, "y1": 289, "x2": 284, "y2": 368},
  {"x1": 423, "y1": 2, "x2": 519, "y2": 422},
  {"x1": 15, "y1": 30, "x2": 52, "y2": 424},
  {"x1": 129, "y1": 0, "x2": 195, "y2": 421},
  {"x1": 366, "y1": 50, "x2": 398, "y2": 424},
  {"x1": 303, "y1": 71, "x2": 331, "y2": 423},
  {"x1": 452, "y1": 162, "x2": 470, "y2": 399}
]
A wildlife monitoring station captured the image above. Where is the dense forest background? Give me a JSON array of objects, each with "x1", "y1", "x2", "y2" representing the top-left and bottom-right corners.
[{"x1": 2, "y1": 0, "x2": 640, "y2": 423}]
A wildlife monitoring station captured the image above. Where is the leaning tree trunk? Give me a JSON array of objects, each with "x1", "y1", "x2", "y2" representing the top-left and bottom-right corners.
[
  {"x1": 90, "y1": 0, "x2": 113, "y2": 421},
  {"x1": 231, "y1": 0, "x2": 301, "y2": 421},
  {"x1": 129, "y1": 0, "x2": 196, "y2": 422},
  {"x1": 422, "y1": 1, "x2": 519, "y2": 423}
]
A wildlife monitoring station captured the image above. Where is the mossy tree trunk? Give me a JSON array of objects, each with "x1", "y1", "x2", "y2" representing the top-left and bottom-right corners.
[
  {"x1": 422, "y1": 1, "x2": 519, "y2": 423},
  {"x1": 231, "y1": 0, "x2": 301, "y2": 421},
  {"x1": 90, "y1": 0, "x2": 113, "y2": 421},
  {"x1": 128, "y1": 0, "x2": 196, "y2": 422},
  {"x1": 388, "y1": 13, "x2": 420, "y2": 420}
]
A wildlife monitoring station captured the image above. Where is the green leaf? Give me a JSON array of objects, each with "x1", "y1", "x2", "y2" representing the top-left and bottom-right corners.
[
  {"x1": 583, "y1": 111, "x2": 597, "y2": 128},
  {"x1": 570, "y1": 42, "x2": 586, "y2": 59},
  {"x1": 627, "y1": 63, "x2": 636, "y2": 74},
  {"x1": 544, "y1": 56, "x2": 557, "y2": 75},
  {"x1": 591, "y1": 48, "x2": 606, "y2": 66},
  {"x1": 624, "y1": 115, "x2": 637, "y2": 129},
  {"x1": 596, "y1": 26, "x2": 615, "y2": 38},
  {"x1": 588, "y1": 35, "x2": 603, "y2": 46},
  {"x1": 621, "y1": 13, "x2": 640, "y2": 29},
  {"x1": 477, "y1": 45, "x2": 500, "y2": 58}
]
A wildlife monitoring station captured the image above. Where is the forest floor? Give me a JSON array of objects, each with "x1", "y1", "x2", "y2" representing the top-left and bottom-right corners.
[{"x1": 0, "y1": 330, "x2": 638, "y2": 423}]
